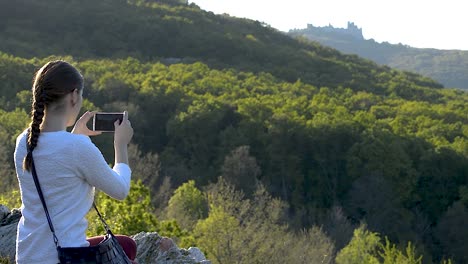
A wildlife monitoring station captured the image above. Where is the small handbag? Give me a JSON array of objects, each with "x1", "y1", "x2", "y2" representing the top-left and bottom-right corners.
[{"x1": 30, "y1": 152, "x2": 132, "y2": 264}]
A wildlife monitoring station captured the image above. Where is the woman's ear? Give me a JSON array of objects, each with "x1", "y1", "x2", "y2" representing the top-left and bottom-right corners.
[{"x1": 70, "y1": 89, "x2": 79, "y2": 107}]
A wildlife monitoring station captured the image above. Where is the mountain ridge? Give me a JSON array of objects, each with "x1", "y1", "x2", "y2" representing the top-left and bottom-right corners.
[
  {"x1": 289, "y1": 22, "x2": 468, "y2": 90},
  {"x1": 0, "y1": 0, "x2": 443, "y2": 95}
]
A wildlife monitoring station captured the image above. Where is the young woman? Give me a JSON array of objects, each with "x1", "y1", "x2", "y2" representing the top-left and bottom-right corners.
[{"x1": 14, "y1": 60, "x2": 137, "y2": 263}]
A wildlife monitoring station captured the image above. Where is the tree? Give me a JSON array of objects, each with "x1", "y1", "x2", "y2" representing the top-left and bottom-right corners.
[
  {"x1": 433, "y1": 201, "x2": 468, "y2": 264},
  {"x1": 193, "y1": 206, "x2": 241, "y2": 264},
  {"x1": 196, "y1": 178, "x2": 335, "y2": 264},
  {"x1": 322, "y1": 205, "x2": 356, "y2": 251},
  {"x1": 166, "y1": 180, "x2": 208, "y2": 230},
  {"x1": 127, "y1": 143, "x2": 163, "y2": 207},
  {"x1": 221, "y1": 145, "x2": 261, "y2": 195},
  {"x1": 336, "y1": 225, "x2": 423, "y2": 264},
  {"x1": 379, "y1": 238, "x2": 422, "y2": 264},
  {"x1": 344, "y1": 174, "x2": 415, "y2": 244},
  {"x1": 0, "y1": 188, "x2": 21, "y2": 209},
  {"x1": 336, "y1": 225, "x2": 381, "y2": 264},
  {"x1": 87, "y1": 180, "x2": 159, "y2": 236},
  {"x1": 0, "y1": 143, "x2": 16, "y2": 193}
]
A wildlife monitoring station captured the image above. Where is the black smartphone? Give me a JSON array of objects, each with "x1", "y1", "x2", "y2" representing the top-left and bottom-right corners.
[{"x1": 92, "y1": 112, "x2": 124, "y2": 132}]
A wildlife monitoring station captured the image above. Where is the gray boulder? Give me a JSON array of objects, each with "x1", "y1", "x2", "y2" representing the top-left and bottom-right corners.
[
  {"x1": 132, "y1": 232, "x2": 210, "y2": 264},
  {"x1": 0, "y1": 205, "x2": 10, "y2": 220},
  {"x1": 187, "y1": 248, "x2": 208, "y2": 263},
  {"x1": 0, "y1": 207, "x2": 21, "y2": 262}
]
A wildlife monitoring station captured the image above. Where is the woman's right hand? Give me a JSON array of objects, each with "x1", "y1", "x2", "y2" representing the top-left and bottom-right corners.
[{"x1": 114, "y1": 111, "x2": 133, "y2": 146}]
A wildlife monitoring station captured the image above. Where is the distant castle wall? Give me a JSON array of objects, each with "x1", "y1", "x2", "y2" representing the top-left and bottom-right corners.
[
  {"x1": 305, "y1": 22, "x2": 363, "y2": 39},
  {"x1": 142, "y1": 0, "x2": 188, "y2": 5}
]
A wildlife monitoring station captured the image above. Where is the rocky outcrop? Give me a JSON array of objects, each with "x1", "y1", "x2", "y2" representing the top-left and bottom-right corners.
[
  {"x1": 0, "y1": 205, "x2": 210, "y2": 264},
  {"x1": 132, "y1": 232, "x2": 210, "y2": 264},
  {"x1": 0, "y1": 205, "x2": 21, "y2": 261}
]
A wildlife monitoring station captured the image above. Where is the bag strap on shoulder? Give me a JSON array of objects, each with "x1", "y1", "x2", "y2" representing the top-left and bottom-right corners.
[{"x1": 30, "y1": 151, "x2": 61, "y2": 249}]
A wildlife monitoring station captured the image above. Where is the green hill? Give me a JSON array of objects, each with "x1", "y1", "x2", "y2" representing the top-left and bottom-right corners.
[
  {"x1": 0, "y1": 0, "x2": 442, "y2": 95},
  {"x1": 289, "y1": 23, "x2": 468, "y2": 90},
  {"x1": 0, "y1": 1, "x2": 467, "y2": 263}
]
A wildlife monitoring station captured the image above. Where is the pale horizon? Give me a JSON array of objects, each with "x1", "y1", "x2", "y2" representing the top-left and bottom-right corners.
[{"x1": 189, "y1": 0, "x2": 468, "y2": 51}]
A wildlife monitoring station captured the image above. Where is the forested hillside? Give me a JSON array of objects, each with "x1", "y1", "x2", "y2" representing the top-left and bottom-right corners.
[
  {"x1": 0, "y1": 0, "x2": 467, "y2": 263},
  {"x1": 0, "y1": 0, "x2": 442, "y2": 93},
  {"x1": 289, "y1": 24, "x2": 468, "y2": 90}
]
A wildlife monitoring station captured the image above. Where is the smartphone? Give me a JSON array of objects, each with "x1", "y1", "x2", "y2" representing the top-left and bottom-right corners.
[{"x1": 92, "y1": 112, "x2": 124, "y2": 132}]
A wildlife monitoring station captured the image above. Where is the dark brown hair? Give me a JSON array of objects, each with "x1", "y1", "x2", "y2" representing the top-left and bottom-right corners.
[{"x1": 23, "y1": 60, "x2": 84, "y2": 171}]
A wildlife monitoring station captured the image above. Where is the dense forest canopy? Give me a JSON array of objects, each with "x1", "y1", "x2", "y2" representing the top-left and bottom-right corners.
[
  {"x1": 289, "y1": 24, "x2": 468, "y2": 90},
  {"x1": 0, "y1": 0, "x2": 467, "y2": 263}
]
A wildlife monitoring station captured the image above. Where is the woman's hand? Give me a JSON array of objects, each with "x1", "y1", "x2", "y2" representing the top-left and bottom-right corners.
[
  {"x1": 71, "y1": 111, "x2": 102, "y2": 136},
  {"x1": 114, "y1": 111, "x2": 133, "y2": 165},
  {"x1": 114, "y1": 111, "x2": 133, "y2": 146}
]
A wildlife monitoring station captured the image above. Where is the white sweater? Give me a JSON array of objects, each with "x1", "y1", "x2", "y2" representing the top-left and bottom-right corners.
[{"x1": 14, "y1": 130, "x2": 132, "y2": 264}]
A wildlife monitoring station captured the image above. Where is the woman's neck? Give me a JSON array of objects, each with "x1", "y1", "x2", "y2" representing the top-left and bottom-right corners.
[{"x1": 41, "y1": 110, "x2": 68, "y2": 132}]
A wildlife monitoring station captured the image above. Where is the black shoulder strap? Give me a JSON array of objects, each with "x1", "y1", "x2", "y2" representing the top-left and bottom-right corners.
[
  {"x1": 29, "y1": 152, "x2": 60, "y2": 249},
  {"x1": 92, "y1": 201, "x2": 111, "y2": 232}
]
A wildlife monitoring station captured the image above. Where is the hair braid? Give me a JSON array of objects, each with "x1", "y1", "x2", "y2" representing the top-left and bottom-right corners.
[
  {"x1": 23, "y1": 93, "x2": 46, "y2": 171},
  {"x1": 22, "y1": 60, "x2": 83, "y2": 171},
  {"x1": 23, "y1": 62, "x2": 57, "y2": 171}
]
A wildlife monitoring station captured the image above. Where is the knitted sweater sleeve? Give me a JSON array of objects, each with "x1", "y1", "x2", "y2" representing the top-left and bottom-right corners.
[{"x1": 74, "y1": 136, "x2": 131, "y2": 200}]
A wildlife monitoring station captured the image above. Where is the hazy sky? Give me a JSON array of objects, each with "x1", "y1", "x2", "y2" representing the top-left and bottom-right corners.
[{"x1": 189, "y1": 0, "x2": 468, "y2": 50}]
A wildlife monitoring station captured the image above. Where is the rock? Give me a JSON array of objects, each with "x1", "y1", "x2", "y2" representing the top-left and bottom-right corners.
[
  {"x1": 0, "y1": 205, "x2": 9, "y2": 220},
  {"x1": 187, "y1": 247, "x2": 209, "y2": 263},
  {"x1": 0, "y1": 208, "x2": 21, "y2": 226},
  {"x1": 0, "y1": 223, "x2": 17, "y2": 261},
  {"x1": 0, "y1": 205, "x2": 210, "y2": 264},
  {"x1": 0, "y1": 206, "x2": 20, "y2": 262},
  {"x1": 132, "y1": 232, "x2": 210, "y2": 264}
]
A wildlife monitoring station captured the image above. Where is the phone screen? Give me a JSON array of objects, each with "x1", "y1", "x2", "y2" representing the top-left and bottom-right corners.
[{"x1": 93, "y1": 112, "x2": 124, "y2": 132}]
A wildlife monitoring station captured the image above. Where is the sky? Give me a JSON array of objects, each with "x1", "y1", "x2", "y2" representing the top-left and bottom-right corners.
[{"x1": 189, "y1": 0, "x2": 468, "y2": 51}]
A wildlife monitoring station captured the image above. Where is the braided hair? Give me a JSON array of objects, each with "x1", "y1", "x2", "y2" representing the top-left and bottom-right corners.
[{"x1": 23, "y1": 60, "x2": 84, "y2": 171}]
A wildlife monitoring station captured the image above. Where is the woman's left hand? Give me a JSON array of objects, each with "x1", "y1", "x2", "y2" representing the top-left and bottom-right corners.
[{"x1": 71, "y1": 111, "x2": 102, "y2": 136}]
